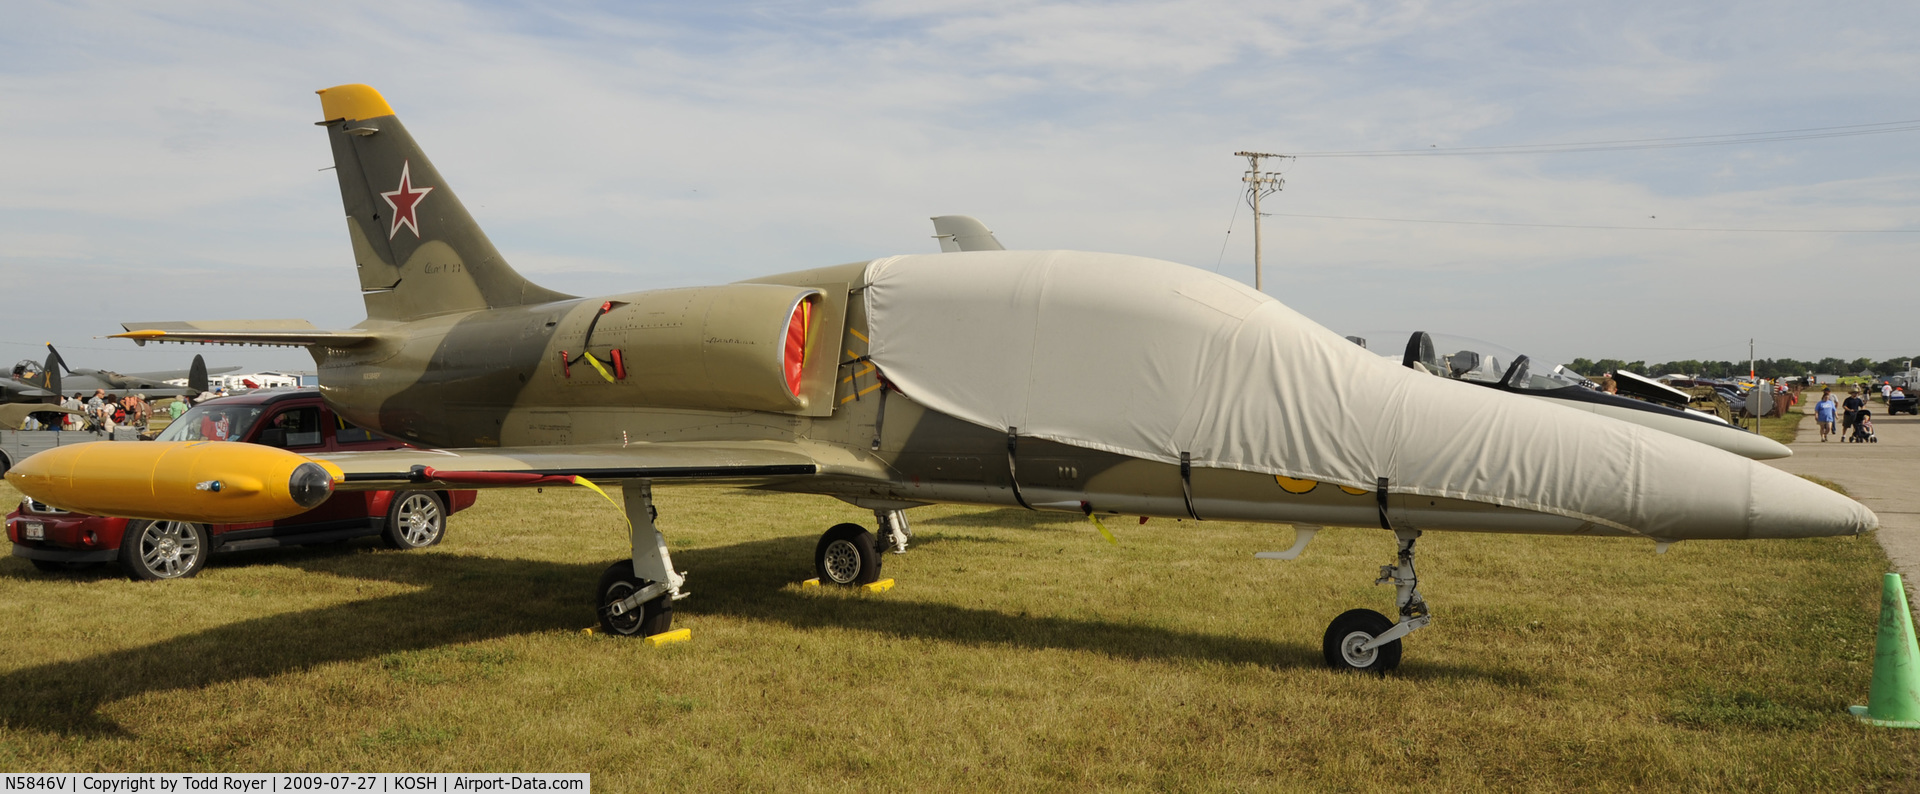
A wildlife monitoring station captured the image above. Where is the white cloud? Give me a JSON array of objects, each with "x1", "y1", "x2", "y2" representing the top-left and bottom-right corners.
[{"x1": 1, "y1": 0, "x2": 1919, "y2": 371}]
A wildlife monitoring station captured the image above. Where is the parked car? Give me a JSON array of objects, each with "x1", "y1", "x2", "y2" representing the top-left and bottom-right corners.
[{"x1": 7, "y1": 388, "x2": 476, "y2": 580}]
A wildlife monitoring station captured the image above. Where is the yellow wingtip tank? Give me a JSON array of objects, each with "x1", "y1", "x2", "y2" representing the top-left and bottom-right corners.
[
  {"x1": 4, "y1": 442, "x2": 340, "y2": 523},
  {"x1": 316, "y1": 84, "x2": 395, "y2": 122}
]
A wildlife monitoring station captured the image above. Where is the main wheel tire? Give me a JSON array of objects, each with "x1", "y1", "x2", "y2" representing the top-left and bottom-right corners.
[
  {"x1": 1323, "y1": 608, "x2": 1402, "y2": 674},
  {"x1": 382, "y1": 491, "x2": 446, "y2": 549},
  {"x1": 119, "y1": 520, "x2": 210, "y2": 581},
  {"x1": 814, "y1": 523, "x2": 881, "y2": 586},
  {"x1": 0, "y1": 450, "x2": 11, "y2": 477},
  {"x1": 595, "y1": 560, "x2": 673, "y2": 637}
]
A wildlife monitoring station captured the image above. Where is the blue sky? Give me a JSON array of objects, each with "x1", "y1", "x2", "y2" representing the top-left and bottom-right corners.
[{"x1": 4, "y1": 1, "x2": 1918, "y2": 375}]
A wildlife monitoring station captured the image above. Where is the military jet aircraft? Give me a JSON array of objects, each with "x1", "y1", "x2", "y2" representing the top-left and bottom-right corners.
[
  {"x1": 7, "y1": 85, "x2": 1876, "y2": 674},
  {"x1": 4, "y1": 345, "x2": 229, "y2": 404}
]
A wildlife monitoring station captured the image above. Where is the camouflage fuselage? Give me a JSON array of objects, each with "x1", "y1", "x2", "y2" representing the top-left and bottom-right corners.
[{"x1": 312, "y1": 261, "x2": 1623, "y2": 540}]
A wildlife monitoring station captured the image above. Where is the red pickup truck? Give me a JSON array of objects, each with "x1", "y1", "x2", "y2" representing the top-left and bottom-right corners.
[{"x1": 7, "y1": 388, "x2": 476, "y2": 580}]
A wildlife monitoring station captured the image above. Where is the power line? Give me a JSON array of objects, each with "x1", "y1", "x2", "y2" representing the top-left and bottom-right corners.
[
  {"x1": 1268, "y1": 211, "x2": 1920, "y2": 233},
  {"x1": 1288, "y1": 119, "x2": 1920, "y2": 158},
  {"x1": 1235, "y1": 151, "x2": 1291, "y2": 292}
]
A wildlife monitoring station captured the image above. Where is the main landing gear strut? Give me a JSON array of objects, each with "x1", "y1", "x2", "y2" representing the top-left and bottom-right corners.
[
  {"x1": 1323, "y1": 529, "x2": 1431, "y2": 674},
  {"x1": 595, "y1": 481, "x2": 688, "y2": 637},
  {"x1": 813, "y1": 509, "x2": 910, "y2": 587}
]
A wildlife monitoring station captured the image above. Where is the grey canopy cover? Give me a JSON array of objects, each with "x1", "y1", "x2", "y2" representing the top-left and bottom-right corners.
[{"x1": 862, "y1": 250, "x2": 1870, "y2": 539}]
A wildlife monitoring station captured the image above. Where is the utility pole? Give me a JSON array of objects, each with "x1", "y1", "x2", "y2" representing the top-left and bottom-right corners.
[{"x1": 1235, "y1": 151, "x2": 1291, "y2": 293}]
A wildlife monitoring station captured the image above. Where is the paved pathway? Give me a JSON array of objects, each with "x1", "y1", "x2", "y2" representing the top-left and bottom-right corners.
[{"x1": 1765, "y1": 398, "x2": 1920, "y2": 595}]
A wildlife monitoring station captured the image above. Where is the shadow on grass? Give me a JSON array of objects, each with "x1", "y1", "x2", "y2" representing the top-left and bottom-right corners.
[{"x1": 0, "y1": 535, "x2": 1528, "y2": 736}]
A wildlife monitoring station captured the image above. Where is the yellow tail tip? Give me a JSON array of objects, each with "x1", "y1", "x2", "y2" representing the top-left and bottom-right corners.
[{"x1": 316, "y1": 84, "x2": 395, "y2": 122}]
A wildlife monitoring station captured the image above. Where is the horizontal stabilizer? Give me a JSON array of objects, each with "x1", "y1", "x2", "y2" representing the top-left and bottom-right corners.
[{"x1": 115, "y1": 320, "x2": 380, "y2": 349}]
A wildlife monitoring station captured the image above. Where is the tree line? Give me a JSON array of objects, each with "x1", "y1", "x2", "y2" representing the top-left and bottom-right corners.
[{"x1": 1567, "y1": 356, "x2": 1920, "y2": 380}]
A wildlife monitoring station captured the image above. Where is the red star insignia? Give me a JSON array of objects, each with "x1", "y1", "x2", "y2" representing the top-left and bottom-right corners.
[{"x1": 380, "y1": 160, "x2": 434, "y2": 239}]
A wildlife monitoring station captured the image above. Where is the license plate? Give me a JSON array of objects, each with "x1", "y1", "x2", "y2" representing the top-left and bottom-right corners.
[{"x1": 20, "y1": 521, "x2": 44, "y2": 540}]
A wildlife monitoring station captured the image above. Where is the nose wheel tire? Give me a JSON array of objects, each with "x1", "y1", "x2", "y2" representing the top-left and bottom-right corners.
[
  {"x1": 1323, "y1": 608, "x2": 1402, "y2": 674},
  {"x1": 596, "y1": 560, "x2": 673, "y2": 637},
  {"x1": 119, "y1": 520, "x2": 210, "y2": 581},
  {"x1": 814, "y1": 523, "x2": 881, "y2": 586},
  {"x1": 383, "y1": 491, "x2": 447, "y2": 549}
]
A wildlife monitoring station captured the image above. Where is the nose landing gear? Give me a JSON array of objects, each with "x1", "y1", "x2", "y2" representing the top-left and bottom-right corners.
[{"x1": 1323, "y1": 529, "x2": 1431, "y2": 674}]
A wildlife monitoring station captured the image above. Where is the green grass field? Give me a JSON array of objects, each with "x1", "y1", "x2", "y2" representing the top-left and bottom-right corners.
[{"x1": 2, "y1": 479, "x2": 1916, "y2": 791}]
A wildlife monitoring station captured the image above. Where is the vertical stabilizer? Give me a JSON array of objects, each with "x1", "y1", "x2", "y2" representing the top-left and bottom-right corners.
[
  {"x1": 930, "y1": 215, "x2": 1007, "y2": 253},
  {"x1": 316, "y1": 84, "x2": 574, "y2": 321},
  {"x1": 188, "y1": 355, "x2": 209, "y2": 395}
]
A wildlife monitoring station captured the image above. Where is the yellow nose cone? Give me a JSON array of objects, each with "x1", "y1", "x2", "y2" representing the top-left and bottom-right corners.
[{"x1": 5, "y1": 441, "x2": 341, "y2": 523}]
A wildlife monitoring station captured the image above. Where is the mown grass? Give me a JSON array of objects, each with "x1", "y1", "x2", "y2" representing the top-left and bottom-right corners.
[{"x1": 1, "y1": 479, "x2": 1915, "y2": 791}]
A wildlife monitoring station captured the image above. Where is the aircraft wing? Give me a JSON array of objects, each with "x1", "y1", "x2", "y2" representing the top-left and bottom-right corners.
[
  {"x1": 316, "y1": 440, "x2": 886, "y2": 491},
  {"x1": 118, "y1": 365, "x2": 244, "y2": 381},
  {"x1": 114, "y1": 320, "x2": 381, "y2": 349},
  {"x1": 0, "y1": 381, "x2": 54, "y2": 402}
]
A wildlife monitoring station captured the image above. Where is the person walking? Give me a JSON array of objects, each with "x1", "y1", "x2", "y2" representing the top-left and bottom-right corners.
[
  {"x1": 1843, "y1": 389, "x2": 1867, "y2": 440},
  {"x1": 1815, "y1": 390, "x2": 1838, "y2": 441},
  {"x1": 1882, "y1": 381, "x2": 1893, "y2": 404}
]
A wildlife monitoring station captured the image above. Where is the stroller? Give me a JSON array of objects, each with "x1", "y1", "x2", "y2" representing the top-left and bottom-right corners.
[{"x1": 1849, "y1": 410, "x2": 1878, "y2": 443}]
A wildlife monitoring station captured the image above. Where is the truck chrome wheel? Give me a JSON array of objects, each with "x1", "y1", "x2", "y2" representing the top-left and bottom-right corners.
[
  {"x1": 383, "y1": 492, "x2": 446, "y2": 549},
  {"x1": 120, "y1": 520, "x2": 209, "y2": 581}
]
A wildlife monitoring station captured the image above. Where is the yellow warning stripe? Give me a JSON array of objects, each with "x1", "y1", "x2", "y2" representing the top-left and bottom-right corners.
[
  {"x1": 840, "y1": 363, "x2": 876, "y2": 384},
  {"x1": 839, "y1": 381, "x2": 884, "y2": 404},
  {"x1": 849, "y1": 328, "x2": 869, "y2": 343}
]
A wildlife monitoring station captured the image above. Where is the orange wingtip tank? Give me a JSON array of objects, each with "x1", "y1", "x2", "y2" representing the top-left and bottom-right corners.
[{"x1": 4, "y1": 442, "x2": 343, "y2": 523}]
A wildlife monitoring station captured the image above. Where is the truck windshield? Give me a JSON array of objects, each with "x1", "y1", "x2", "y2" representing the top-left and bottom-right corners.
[{"x1": 156, "y1": 404, "x2": 265, "y2": 442}]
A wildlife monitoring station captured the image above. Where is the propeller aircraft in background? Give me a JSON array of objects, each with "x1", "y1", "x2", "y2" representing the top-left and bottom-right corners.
[{"x1": 5, "y1": 344, "x2": 233, "y2": 404}]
